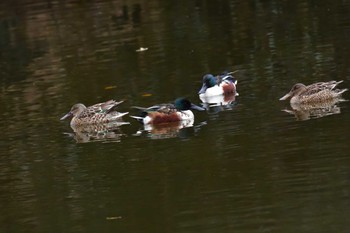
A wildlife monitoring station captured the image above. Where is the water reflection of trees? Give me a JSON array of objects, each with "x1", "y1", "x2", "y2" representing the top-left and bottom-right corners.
[{"x1": 1, "y1": 0, "x2": 349, "y2": 92}]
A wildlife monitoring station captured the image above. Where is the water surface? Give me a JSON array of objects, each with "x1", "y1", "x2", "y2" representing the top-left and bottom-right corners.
[{"x1": 1, "y1": 1, "x2": 350, "y2": 233}]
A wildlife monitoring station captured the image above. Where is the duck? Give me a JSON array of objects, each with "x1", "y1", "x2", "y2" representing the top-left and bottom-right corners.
[
  {"x1": 279, "y1": 81, "x2": 347, "y2": 104},
  {"x1": 130, "y1": 97, "x2": 205, "y2": 125},
  {"x1": 198, "y1": 72, "x2": 238, "y2": 97},
  {"x1": 60, "y1": 100, "x2": 128, "y2": 127}
]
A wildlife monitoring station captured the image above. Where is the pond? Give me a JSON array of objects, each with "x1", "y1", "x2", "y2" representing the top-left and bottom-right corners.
[{"x1": 0, "y1": 1, "x2": 350, "y2": 232}]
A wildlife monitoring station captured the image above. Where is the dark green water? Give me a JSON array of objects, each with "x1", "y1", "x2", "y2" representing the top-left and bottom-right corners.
[{"x1": 1, "y1": 0, "x2": 350, "y2": 232}]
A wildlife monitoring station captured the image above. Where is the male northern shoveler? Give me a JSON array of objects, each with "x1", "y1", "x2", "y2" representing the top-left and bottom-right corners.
[
  {"x1": 198, "y1": 72, "x2": 238, "y2": 97},
  {"x1": 279, "y1": 81, "x2": 347, "y2": 104},
  {"x1": 131, "y1": 97, "x2": 205, "y2": 125},
  {"x1": 60, "y1": 100, "x2": 128, "y2": 126}
]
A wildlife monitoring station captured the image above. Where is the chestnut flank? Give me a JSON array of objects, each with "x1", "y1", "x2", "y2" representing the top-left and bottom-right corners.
[
  {"x1": 149, "y1": 112, "x2": 181, "y2": 124},
  {"x1": 222, "y1": 83, "x2": 235, "y2": 95}
]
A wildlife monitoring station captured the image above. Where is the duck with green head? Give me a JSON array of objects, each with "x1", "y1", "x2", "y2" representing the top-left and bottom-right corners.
[
  {"x1": 131, "y1": 97, "x2": 205, "y2": 125},
  {"x1": 198, "y1": 72, "x2": 238, "y2": 97}
]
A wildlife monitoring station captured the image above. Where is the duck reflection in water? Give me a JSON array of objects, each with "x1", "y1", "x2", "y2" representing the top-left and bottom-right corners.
[
  {"x1": 198, "y1": 71, "x2": 239, "y2": 112},
  {"x1": 282, "y1": 99, "x2": 346, "y2": 121},
  {"x1": 65, "y1": 122, "x2": 129, "y2": 143},
  {"x1": 60, "y1": 100, "x2": 129, "y2": 143},
  {"x1": 134, "y1": 119, "x2": 200, "y2": 139},
  {"x1": 279, "y1": 81, "x2": 348, "y2": 121}
]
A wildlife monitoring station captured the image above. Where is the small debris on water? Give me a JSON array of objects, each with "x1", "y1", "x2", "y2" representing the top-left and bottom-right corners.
[
  {"x1": 136, "y1": 47, "x2": 148, "y2": 52},
  {"x1": 104, "y1": 85, "x2": 117, "y2": 90},
  {"x1": 106, "y1": 216, "x2": 122, "y2": 220}
]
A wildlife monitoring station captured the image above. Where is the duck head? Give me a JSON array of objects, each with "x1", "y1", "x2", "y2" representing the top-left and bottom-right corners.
[
  {"x1": 198, "y1": 74, "x2": 217, "y2": 94},
  {"x1": 60, "y1": 103, "x2": 87, "y2": 120},
  {"x1": 279, "y1": 83, "x2": 307, "y2": 100},
  {"x1": 174, "y1": 98, "x2": 205, "y2": 111}
]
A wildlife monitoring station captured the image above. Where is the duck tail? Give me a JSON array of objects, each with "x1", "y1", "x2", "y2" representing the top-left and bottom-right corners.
[
  {"x1": 104, "y1": 100, "x2": 125, "y2": 112},
  {"x1": 130, "y1": 115, "x2": 145, "y2": 123},
  {"x1": 336, "y1": 88, "x2": 348, "y2": 96},
  {"x1": 118, "y1": 111, "x2": 129, "y2": 117},
  {"x1": 131, "y1": 106, "x2": 148, "y2": 111},
  {"x1": 109, "y1": 111, "x2": 129, "y2": 121},
  {"x1": 113, "y1": 100, "x2": 125, "y2": 106},
  {"x1": 331, "y1": 80, "x2": 344, "y2": 89},
  {"x1": 130, "y1": 115, "x2": 143, "y2": 119},
  {"x1": 335, "y1": 80, "x2": 343, "y2": 85}
]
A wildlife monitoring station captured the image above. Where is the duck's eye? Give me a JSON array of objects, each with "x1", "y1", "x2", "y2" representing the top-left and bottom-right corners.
[{"x1": 292, "y1": 84, "x2": 301, "y2": 91}]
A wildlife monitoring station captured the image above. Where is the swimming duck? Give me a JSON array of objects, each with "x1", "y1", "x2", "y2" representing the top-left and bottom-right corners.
[
  {"x1": 60, "y1": 100, "x2": 128, "y2": 126},
  {"x1": 131, "y1": 97, "x2": 205, "y2": 125},
  {"x1": 198, "y1": 72, "x2": 238, "y2": 97},
  {"x1": 279, "y1": 81, "x2": 347, "y2": 104}
]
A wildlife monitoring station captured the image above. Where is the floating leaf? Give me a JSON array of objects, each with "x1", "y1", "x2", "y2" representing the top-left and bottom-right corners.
[
  {"x1": 106, "y1": 216, "x2": 122, "y2": 220},
  {"x1": 104, "y1": 85, "x2": 117, "y2": 90},
  {"x1": 142, "y1": 93, "x2": 152, "y2": 97},
  {"x1": 136, "y1": 47, "x2": 148, "y2": 52}
]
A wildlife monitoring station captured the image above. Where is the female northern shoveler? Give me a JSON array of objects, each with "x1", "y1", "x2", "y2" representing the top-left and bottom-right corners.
[
  {"x1": 60, "y1": 100, "x2": 128, "y2": 126},
  {"x1": 198, "y1": 72, "x2": 238, "y2": 97},
  {"x1": 279, "y1": 81, "x2": 347, "y2": 104},
  {"x1": 131, "y1": 97, "x2": 205, "y2": 125}
]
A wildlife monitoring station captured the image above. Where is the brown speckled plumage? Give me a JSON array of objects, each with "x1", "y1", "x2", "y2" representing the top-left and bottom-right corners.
[
  {"x1": 280, "y1": 81, "x2": 347, "y2": 104},
  {"x1": 60, "y1": 100, "x2": 128, "y2": 126}
]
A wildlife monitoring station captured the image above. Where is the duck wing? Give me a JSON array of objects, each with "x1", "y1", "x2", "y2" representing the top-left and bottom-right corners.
[
  {"x1": 303, "y1": 81, "x2": 343, "y2": 96},
  {"x1": 87, "y1": 100, "x2": 124, "y2": 114},
  {"x1": 132, "y1": 103, "x2": 177, "y2": 115},
  {"x1": 217, "y1": 73, "x2": 237, "y2": 85}
]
